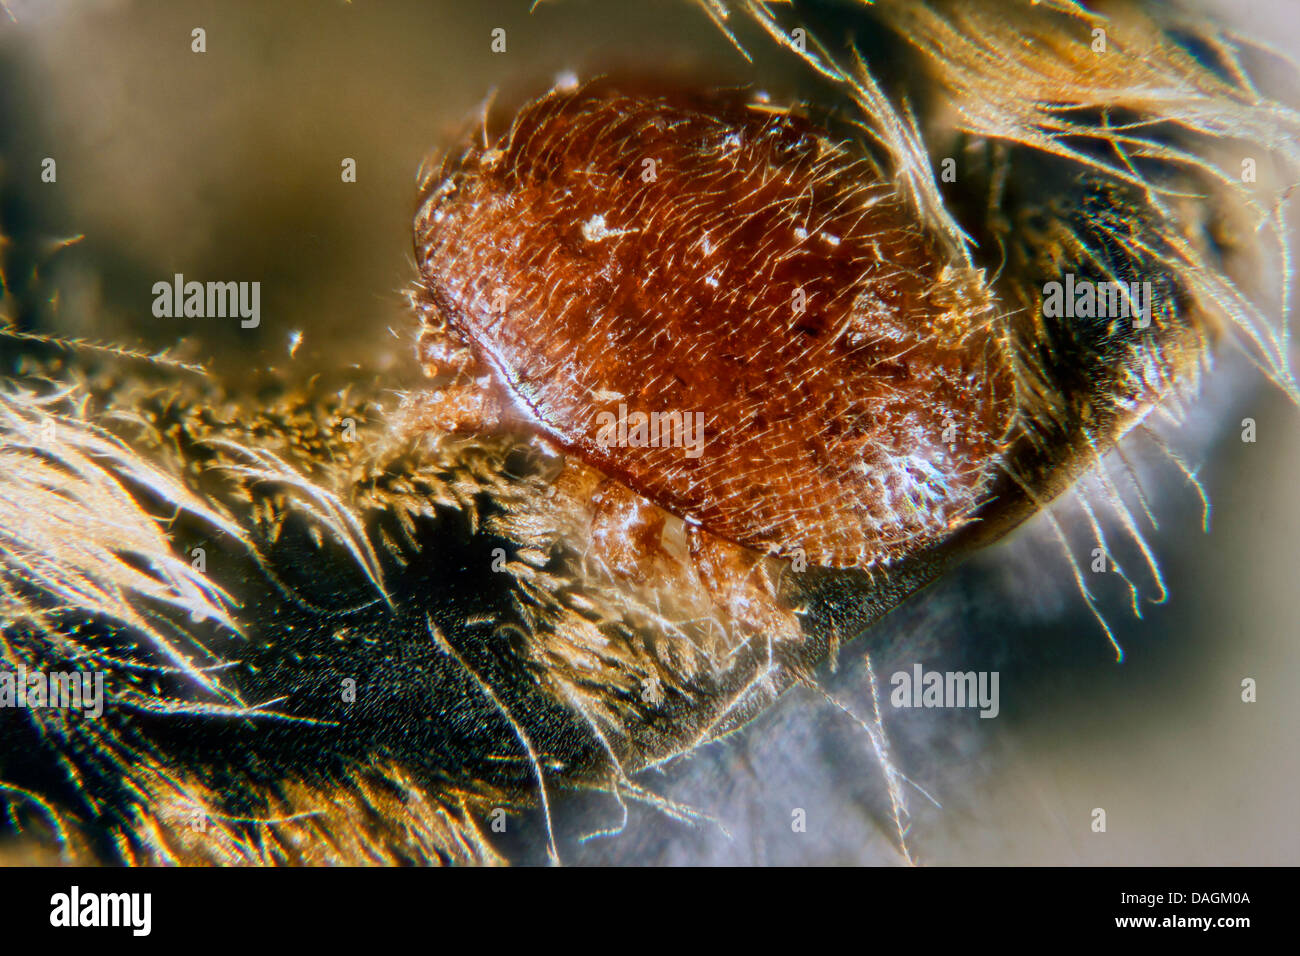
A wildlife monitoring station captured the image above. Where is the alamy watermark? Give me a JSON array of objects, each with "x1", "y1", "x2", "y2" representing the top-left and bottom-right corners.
[
  {"x1": 890, "y1": 663, "x2": 999, "y2": 718},
  {"x1": 152, "y1": 273, "x2": 260, "y2": 328},
  {"x1": 50, "y1": 886, "x2": 151, "y2": 936},
  {"x1": 0, "y1": 664, "x2": 105, "y2": 718},
  {"x1": 1043, "y1": 272, "x2": 1153, "y2": 328},
  {"x1": 595, "y1": 402, "x2": 706, "y2": 458}
]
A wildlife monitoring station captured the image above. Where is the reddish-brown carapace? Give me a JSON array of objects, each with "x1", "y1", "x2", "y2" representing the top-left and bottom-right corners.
[{"x1": 413, "y1": 81, "x2": 1014, "y2": 570}]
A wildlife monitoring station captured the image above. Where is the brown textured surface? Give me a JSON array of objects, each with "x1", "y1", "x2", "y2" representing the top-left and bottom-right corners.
[{"x1": 415, "y1": 83, "x2": 1013, "y2": 568}]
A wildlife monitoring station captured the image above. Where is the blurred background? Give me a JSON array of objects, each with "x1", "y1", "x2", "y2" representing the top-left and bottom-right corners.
[{"x1": 0, "y1": 0, "x2": 1295, "y2": 865}]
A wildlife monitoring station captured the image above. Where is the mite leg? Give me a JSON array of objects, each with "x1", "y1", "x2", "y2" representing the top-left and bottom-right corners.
[
  {"x1": 686, "y1": 523, "x2": 800, "y2": 640},
  {"x1": 584, "y1": 478, "x2": 670, "y2": 584},
  {"x1": 401, "y1": 319, "x2": 504, "y2": 434}
]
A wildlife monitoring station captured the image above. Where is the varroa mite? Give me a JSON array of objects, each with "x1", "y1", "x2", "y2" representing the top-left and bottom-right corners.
[{"x1": 412, "y1": 80, "x2": 1014, "y2": 577}]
